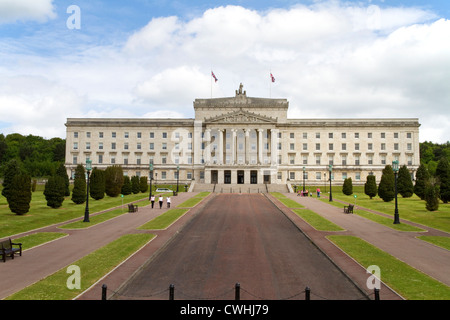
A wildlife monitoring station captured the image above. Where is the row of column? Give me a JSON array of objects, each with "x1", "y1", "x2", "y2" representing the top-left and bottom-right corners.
[{"x1": 203, "y1": 128, "x2": 279, "y2": 165}]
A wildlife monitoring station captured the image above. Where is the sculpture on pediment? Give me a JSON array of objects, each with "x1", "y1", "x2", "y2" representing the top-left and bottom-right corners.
[{"x1": 236, "y1": 83, "x2": 246, "y2": 96}]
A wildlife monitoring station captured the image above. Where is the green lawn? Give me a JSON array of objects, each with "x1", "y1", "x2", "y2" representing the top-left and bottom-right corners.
[
  {"x1": 0, "y1": 186, "x2": 148, "y2": 238},
  {"x1": 328, "y1": 235, "x2": 450, "y2": 300},
  {"x1": 292, "y1": 209, "x2": 344, "y2": 231},
  {"x1": 176, "y1": 192, "x2": 210, "y2": 208},
  {"x1": 137, "y1": 208, "x2": 188, "y2": 230},
  {"x1": 271, "y1": 192, "x2": 304, "y2": 208},
  {"x1": 7, "y1": 233, "x2": 154, "y2": 300}
]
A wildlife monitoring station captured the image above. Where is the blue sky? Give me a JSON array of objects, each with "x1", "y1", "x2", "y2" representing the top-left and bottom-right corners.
[{"x1": 0, "y1": 0, "x2": 449, "y2": 142}]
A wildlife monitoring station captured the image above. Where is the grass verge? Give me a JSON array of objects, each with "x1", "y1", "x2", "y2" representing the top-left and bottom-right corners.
[
  {"x1": 13, "y1": 232, "x2": 68, "y2": 250},
  {"x1": 176, "y1": 192, "x2": 210, "y2": 208},
  {"x1": 270, "y1": 192, "x2": 304, "y2": 208},
  {"x1": 60, "y1": 208, "x2": 126, "y2": 229},
  {"x1": 292, "y1": 209, "x2": 344, "y2": 231},
  {"x1": 138, "y1": 209, "x2": 188, "y2": 230},
  {"x1": 328, "y1": 235, "x2": 450, "y2": 300},
  {"x1": 7, "y1": 233, "x2": 154, "y2": 300},
  {"x1": 417, "y1": 236, "x2": 450, "y2": 251}
]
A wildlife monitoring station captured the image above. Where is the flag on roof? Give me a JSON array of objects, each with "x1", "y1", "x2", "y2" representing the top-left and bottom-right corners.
[
  {"x1": 211, "y1": 71, "x2": 218, "y2": 82},
  {"x1": 270, "y1": 73, "x2": 275, "y2": 83}
]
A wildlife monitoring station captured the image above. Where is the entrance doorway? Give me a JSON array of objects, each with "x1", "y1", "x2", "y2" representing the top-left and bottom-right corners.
[
  {"x1": 211, "y1": 170, "x2": 218, "y2": 184},
  {"x1": 237, "y1": 170, "x2": 244, "y2": 184},
  {"x1": 263, "y1": 170, "x2": 271, "y2": 184},
  {"x1": 250, "y1": 170, "x2": 257, "y2": 184},
  {"x1": 224, "y1": 170, "x2": 231, "y2": 184}
]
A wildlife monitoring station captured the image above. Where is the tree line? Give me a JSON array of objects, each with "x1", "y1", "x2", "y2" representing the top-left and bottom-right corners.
[
  {"x1": 342, "y1": 157, "x2": 450, "y2": 211},
  {"x1": 1, "y1": 161, "x2": 148, "y2": 215}
]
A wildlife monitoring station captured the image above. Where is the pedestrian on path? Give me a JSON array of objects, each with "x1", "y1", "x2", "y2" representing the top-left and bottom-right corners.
[
  {"x1": 150, "y1": 195, "x2": 155, "y2": 208},
  {"x1": 159, "y1": 195, "x2": 163, "y2": 209},
  {"x1": 167, "y1": 196, "x2": 171, "y2": 208}
]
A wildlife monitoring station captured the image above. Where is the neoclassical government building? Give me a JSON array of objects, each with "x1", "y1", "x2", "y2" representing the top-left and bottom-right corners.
[{"x1": 65, "y1": 84, "x2": 420, "y2": 190}]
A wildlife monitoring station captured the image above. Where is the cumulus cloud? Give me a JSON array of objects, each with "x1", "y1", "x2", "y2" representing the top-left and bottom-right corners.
[
  {"x1": 1, "y1": 1, "x2": 449, "y2": 142},
  {"x1": 0, "y1": 0, "x2": 56, "y2": 23}
]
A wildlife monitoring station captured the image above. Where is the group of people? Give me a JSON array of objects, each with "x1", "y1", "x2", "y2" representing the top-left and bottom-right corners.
[
  {"x1": 297, "y1": 188, "x2": 321, "y2": 198},
  {"x1": 150, "y1": 194, "x2": 171, "y2": 209}
]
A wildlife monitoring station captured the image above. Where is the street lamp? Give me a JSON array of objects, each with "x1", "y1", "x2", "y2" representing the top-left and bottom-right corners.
[
  {"x1": 83, "y1": 159, "x2": 92, "y2": 222},
  {"x1": 392, "y1": 160, "x2": 400, "y2": 224},
  {"x1": 176, "y1": 165, "x2": 180, "y2": 194},
  {"x1": 149, "y1": 163, "x2": 153, "y2": 200},
  {"x1": 303, "y1": 167, "x2": 306, "y2": 193},
  {"x1": 329, "y1": 164, "x2": 333, "y2": 202}
]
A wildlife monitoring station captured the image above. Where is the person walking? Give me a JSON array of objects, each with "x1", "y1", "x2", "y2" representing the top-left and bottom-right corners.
[
  {"x1": 150, "y1": 195, "x2": 155, "y2": 208},
  {"x1": 166, "y1": 196, "x2": 171, "y2": 208},
  {"x1": 159, "y1": 195, "x2": 163, "y2": 209}
]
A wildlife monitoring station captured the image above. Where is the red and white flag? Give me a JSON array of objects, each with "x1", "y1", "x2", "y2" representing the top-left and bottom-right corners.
[
  {"x1": 270, "y1": 73, "x2": 275, "y2": 83},
  {"x1": 211, "y1": 71, "x2": 218, "y2": 82}
]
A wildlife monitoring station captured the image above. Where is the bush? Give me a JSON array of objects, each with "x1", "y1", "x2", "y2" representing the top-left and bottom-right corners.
[
  {"x1": 1, "y1": 159, "x2": 20, "y2": 202},
  {"x1": 139, "y1": 176, "x2": 148, "y2": 193},
  {"x1": 378, "y1": 165, "x2": 395, "y2": 202},
  {"x1": 89, "y1": 168, "x2": 105, "y2": 200},
  {"x1": 425, "y1": 181, "x2": 440, "y2": 211},
  {"x1": 342, "y1": 178, "x2": 353, "y2": 195},
  {"x1": 131, "y1": 176, "x2": 140, "y2": 194},
  {"x1": 397, "y1": 165, "x2": 414, "y2": 198},
  {"x1": 105, "y1": 165, "x2": 124, "y2": 197},
  {"x1": 364, "y1": 175, "x2": 377, "y2": 199},
  {"x1": 8, "y1": 173, "x2": 32, "y2": 215},
  {"x1": 414, "y1": 164, "x2": 429, "y2": 200},
  {"x1": 121, "y1": 176, "x2": 132, "y2": 195},
  {"x1": 44, "y1": 175, "x2": 65, "y2": 208},
  {"x1": 71, "y1": 164, "x2": 86, "y2": 204},
  {"x1": 436, "y1": 157, "x2": 450, "y2": 203},
  {"x1": 56, "y1": 163, "x2": 70, "y2": 196}
]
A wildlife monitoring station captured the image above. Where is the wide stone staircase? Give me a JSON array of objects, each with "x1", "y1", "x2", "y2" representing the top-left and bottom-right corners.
[{"x1": 193, "y1": 183, "x2": 289, "y2": 193}]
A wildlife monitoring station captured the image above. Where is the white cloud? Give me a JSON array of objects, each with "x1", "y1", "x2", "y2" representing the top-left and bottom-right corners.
[
  {"x1": 1, "y1": 1, "x2": 449, "y2": 143},
  {"x1": 0, "y1": 0, "x2": 56, "y2": 23}
]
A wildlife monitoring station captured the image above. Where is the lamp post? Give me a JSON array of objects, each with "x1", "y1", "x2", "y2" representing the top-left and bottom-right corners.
[
  {"x1": 149, "y1": 163, "x2": 153, "y2": 200},
  {"x1": 176, "y1": 165, "x2": 180, "y2": 194},
  {"x1": 83, "y1": 159, "x2": 92, "y2": 222},
  {"x1": 393, "y1": 160, "x2": 400, "y2": 224},
  {"x1": 329, "y1": 164, "x2": 333, "y2": 202},
  {"x1": 303, "y1": 167, "x2": 306, "y2": 193}
]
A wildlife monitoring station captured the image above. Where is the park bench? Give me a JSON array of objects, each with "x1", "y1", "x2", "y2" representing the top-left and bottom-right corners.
[
  {"x1": 344, "y1": 204, "x2": 354, "y2": 214},
  {"x1": 128, "y1": 203, "x2": 138, "y2": 212},
  {"x1": 1, "y1": 238, "x2": 22, "y2": 262}
]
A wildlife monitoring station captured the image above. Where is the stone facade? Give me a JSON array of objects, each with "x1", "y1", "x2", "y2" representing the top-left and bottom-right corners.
[{"x1": 65, "y1": 84, "x2": 420, "y2": 186}]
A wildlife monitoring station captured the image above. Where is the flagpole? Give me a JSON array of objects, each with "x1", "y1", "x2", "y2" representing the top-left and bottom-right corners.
[
  {"x1": 211, "y1": 69, "x2": 213, "y2": 98},
  {"x1": 269, "y1": 69, "x2": 272, "y2": 98}
]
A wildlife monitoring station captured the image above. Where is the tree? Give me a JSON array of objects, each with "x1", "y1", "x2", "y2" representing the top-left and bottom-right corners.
[
  {"x1": 139, "y1": 176, "x2": 148, "y2": 193},
  {"x1": 131, "y1": 176, "x2": 140, "y2": 194},
  {"x1": 1, "y1": 159, "x2": 20, "y2": 202},
  {"x1": 121, "y1": 176, "x2": 132, "y2": 195},
  {"x1": 56, "y1": 163, "x2": 70, "y2": 196},
  {"x1": 378, "y1": 165, "x2": 395, "y2": 202},
  {"x1": 342, "y1": 177, "x2": 353, "y2": 195},
  {"x1": 414, "y1": 164, "x2": 430, "y2": 200},
  {"x1": 436, "y1": 157, "x2": 450, "y2": 203},
  {"x1": 364, "y1": 175, "x2": 377, "y2": 199},
  {"x1": 104, "y1": 165, "x2": 124, "y2": 197},
  {"x1": 425, "y1": 180, "x2": 439, "y2": 211},
  {"x1": 8, "y1": 172, "x2": 32, "y2": 215},
  {"x1": 397, "y1": 165, "x2": 414, "y2": 198},
  {"x1": 89, "y1": 168, "x2": 105, "y2": 200},
  {"x1": 44, "y1": 176, "x2": 65, "y2": 208},
  {"x1": 71, "y1": 164, "x2": 86, "y2": 204}
]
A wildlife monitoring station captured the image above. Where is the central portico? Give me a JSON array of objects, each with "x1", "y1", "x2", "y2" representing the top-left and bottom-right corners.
[{"x1": 193, "y1": 83, "x2": 288, "y2": 185}]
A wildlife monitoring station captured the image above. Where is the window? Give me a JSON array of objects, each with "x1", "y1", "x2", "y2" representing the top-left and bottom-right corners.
[
  {"x1": 150, "y1": 132, "x2": 154, "y2": 138},
  {"x1": 175, "y1": 132, "x2": 180, "y2": 139},
  {"x1": 290, "y1": 143, "x2": 295, "y2": 151},
  {"x1": 303, "y1": 143, "x2": 307, "y2": 150},
  {"x1": 342, "y1": 172, "x2": 347, "y2": 180},
  {"x1": 74, "y1": 132, "x2": 78, "y2": 138},
  {"x1": 278, "y1": 143, "x2": 282, "y2": 150},
  {"x1": 315, "y1": 155, "x2": 321, "y2": 165},
  {"x1": 315, "y1": 143, "x2": 320, "y2": 151},
  {"x1": 355, "y1": 133, "x2": 359, "y2": 139},
  {"x1": 137, "y1": 143, "x2": 141, "y2": 150},
  {"x1": 161, "y1": 155, "x2": 167, "y2": 164},
  {"x1": 188, "y1": 143, "x2": 193, "y2": 150},
  {"x1": 407, "y1": 132, "x2": 412, "y2": 139},
  {"x1": 73, "y1": 142, "x2": 78, "y2": 150},
  {"x1": 355, "y1": 155, "x2": 360, "y2": 165},
  {"x1": 124, "y1": 132, "x2": 129, "y2": 138},
  {"x1": 329, "y1": 133, "x2": 333, "y2": 138},
  {"x1": 342, "y1": 143, "x2": 347, "y2": 151},
  {"x1": 328, "y1": 155, "x2": 334, "y2": 165},
  {"x1": 394, "y1": 143, "x2": 399, "y2": 151},
  {"x1": 290, "y1": 172, "x2": 295, "y2": 180},
  {"x1": 290, "y1": 132, "x2": 294, "y2": 139},
  {"x1": 188, "y1": 132, "x2": 193, "y2": 139},
  {"x1": 368, "y1": 143, "x2": 373, "y2": 150},
  {"x1": 111, "y1": 142, "x2": 116, "y2": 150},
  {"x1": 394, "y1": 132, "x2": 399, "y2": 139},
  {"x1": 137, "y1": 132, "x2": 142, "y2": 138},
  {"x1": 98, "y1": 154, "x2": 103, "y2": 164},
  {"x1": 86, "y1": 132, "x2": 91, "y2": 138},
  {"x1": 381, "y1": 155, "x2": 386, "y2": 165},
  {"x1": 161, "y1": 171, "x2": 166, "y2": 180},
  {"x1": 162, "y1": 132, "x2": 167, "y2": 139},
  {"x1": 355, "y1": 172, "x2": 361, "y2": 181},
  {"x1": 316, "y1": 172, "x2": 322, "y2": 180},
  {"x1": 407, "y1": 143, "x2": 412, "y2": 151},
  {"x1": 124, "y1": 143, "x2": 128, "y2": 150},
  {"x1": 149, "y1": 143, "x2": 154, "y2": 150},
  {"x1": 381, "y1": 132, "x2": 385, "y2": 139},
  {"x1": 73, "y1": 156, "x2": 77, "y2": 165},
  {"x1": 99, "y1": 142, "x2": 103, "y2": 150},
  {"x1": 303, "y1": 132, "x2": 308, "y2": 139},
  {"x1": 162, "y1": 143, "x2": 167, "y2": 150},
  {"x1": 381, "y1": 143, "x2": 386, "y2": 151},
  {"x1": 329, "y1": 143, "x2": 333, "y2": 151},
  {"x1": 342, "y1": 155, "x2": 347, "y2": 165},
  {"x1": 99, "y1": 132, "x2": 103, "y2": 138},
  {"x1": 124, "y1": 156, "x2": 128, "y2": 165},
  {"x1": 302, "y1": 155, "x2": 308, "y2": 165},
  {"x1": 278, "y1": 132, "x2": 282, "y2": 138},
  {"x1": 86, "y1": 142, "x2": 91, "y2": 150},
  {"x1": 289, "y1": 155, "x2": 295, "y2": 164},
  {"x1": 112, "y1": 132, "x2": 116, "y2": 138},
  {"x1": 355, "y1": 143, "x2": 359, "y2": 151},
  {"x1": 368, "y1": 155, "x2": 373, "y2": 165},
  {"x1": 187, "y1": 172, "x2": 193, "y2": 180},
  {"x1": 368, "y1": 132, "x2": 372, "y2": 139},
  {"x1": 111, "y1": 156, "x2": 115, "y2": 164},
  {"x1": 316, "y1": 132, "x2": 320, "y2": 139},
  {"x1": 341, "y1": 133, "x2": 346, "y2": 139}
]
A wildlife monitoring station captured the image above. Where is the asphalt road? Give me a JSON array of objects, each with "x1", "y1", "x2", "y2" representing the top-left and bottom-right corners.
[{"x1": 116, "y1": 193, "x2": 368, "y2": 300}]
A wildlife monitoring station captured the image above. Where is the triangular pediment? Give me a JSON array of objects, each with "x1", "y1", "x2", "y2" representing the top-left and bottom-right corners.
[{"x1": 205, "y1": 109, "x2": 277, "y2": 124}]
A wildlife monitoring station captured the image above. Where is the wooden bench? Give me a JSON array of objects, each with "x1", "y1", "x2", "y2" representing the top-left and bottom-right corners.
[
  {"x1": 128, "y1": 203, "x2": 138, "y2": 213},
  {"x1": 344, "y1": 204, "x2": 354, "y2": 214},
  {"x1": 1, "y1": 238, "x2": 22, "y2": 262}
]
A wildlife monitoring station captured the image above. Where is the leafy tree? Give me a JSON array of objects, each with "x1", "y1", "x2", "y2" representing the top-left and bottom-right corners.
[
  {"x1": 1, "y1": 159, "x2": 21, "y2": 202},
  {"x1": 139, "y1": 176, "x2": 148, "y2": 193},
  {"x1": 89, "y1": 168, "x2": 105, "y2": 200},
  {"x1": 342, "y1": 177, "x2": 353, "y2": 195},
  {"x1": 104, "y1": 165, "x2": 124, "y2": 197},
  {"x1": 56, "y1": 163, "x2": 70, "y2": 196},
  {"x1": 397, "y1": 165, "x2": 414, "y2": 198},
  {"x1": 44, "y1": 176, "x2": 65, "y2": 208},
  {"x1": 8, "y1": 172, "x2": 32, "y2": 215},
  {"x1": 121, "y1": 176, "x2": 132, "y2": 195},
  {"x1": 71, "y1": 164, "x2": 86, "y2": 204},
  {"x1": 425, "y1": 180, "x2": 440, "y2": 211},
  {"x1": 364, "y1": 175, "x2": 377, "y2": 199},
  {"x1": 414, "y1": 164, "x2": 430, "y2": 200},
  {"x1": 131, "y1": 176, "x2": 140, "y2": 194},
  {"x1": 436, "y1": 157, "x2": 450, "y2": 203},
  {"x1": 378, "y1": 165, "x2": 395, "y2": 202}
]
